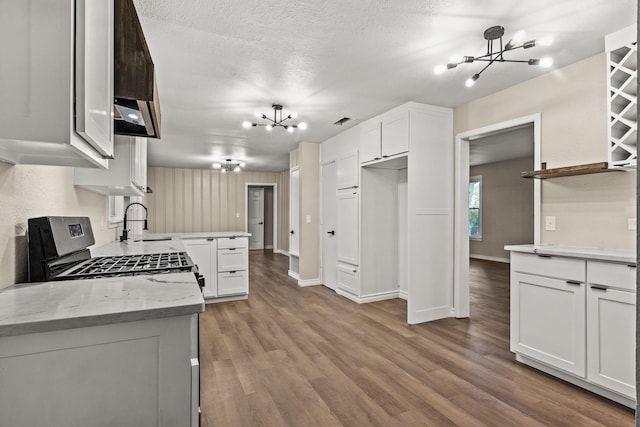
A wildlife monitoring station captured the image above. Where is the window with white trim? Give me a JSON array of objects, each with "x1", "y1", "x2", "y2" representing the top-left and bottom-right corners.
[{"x1": 469, "y1": 176, "x2": 482, "y2": 240}]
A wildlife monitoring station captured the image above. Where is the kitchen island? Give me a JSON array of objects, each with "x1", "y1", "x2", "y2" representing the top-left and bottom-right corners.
[
  {"x1": 0, "y1": 239, "x2": 204, "y2": 427},
  {"x1": 129, "y1": 232, "x2": 251, "y2": 303},
  {"x1": 505, "y1": 244, "x2": 636, "y2": 408}
]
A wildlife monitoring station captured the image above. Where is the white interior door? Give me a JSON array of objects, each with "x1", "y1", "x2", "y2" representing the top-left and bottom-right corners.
[
  {"x1": 289, "y1": 169, "x2": 300, "y2": 256},
  {"x1": 248, "y1": 188, "x2": 265, "y2": 250},
  {"x1": 322, "y1": 162, "x2": 338, "y2": 290}
]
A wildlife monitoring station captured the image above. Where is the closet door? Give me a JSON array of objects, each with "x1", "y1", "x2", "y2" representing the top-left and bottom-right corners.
[{"x1": 289, "y1": 168, "x2": 300, "y2": 256}]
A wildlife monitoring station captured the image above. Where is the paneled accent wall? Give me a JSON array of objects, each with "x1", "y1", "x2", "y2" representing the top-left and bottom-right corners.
[{"x1": 145, "y1": 167, "x2": 289, "y2": 252}]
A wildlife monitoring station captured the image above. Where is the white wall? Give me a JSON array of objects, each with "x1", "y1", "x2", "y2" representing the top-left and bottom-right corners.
[
  {"x1": 454, "y1": 53, "x2": 636, "y2": 251},
  {"x1": 0, "y1": 163, "x2": 116, "y2": 289}
]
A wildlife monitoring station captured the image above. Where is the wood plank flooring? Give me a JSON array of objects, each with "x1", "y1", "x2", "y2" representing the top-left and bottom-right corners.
[{"x1": 200, "y1": 253, "x2": 635, "y2": 426}]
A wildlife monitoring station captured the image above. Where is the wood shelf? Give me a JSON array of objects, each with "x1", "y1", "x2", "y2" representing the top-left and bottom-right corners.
[{"x1": 521, "y1": 162, "x2": 623, "y2": 179}]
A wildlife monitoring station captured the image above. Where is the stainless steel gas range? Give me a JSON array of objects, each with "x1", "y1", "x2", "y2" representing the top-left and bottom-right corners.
[{"x1": 27, "y1": 216, "x2": 203, "y2": 289}]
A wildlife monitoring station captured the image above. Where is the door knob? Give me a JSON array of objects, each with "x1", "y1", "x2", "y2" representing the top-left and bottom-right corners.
[
  {"x1": 258, "y1": 222, "x2": 263, "y2": 225},
  {"x1": 290, "y1": 230, "x2": 295, "y2": 235},
  {"x1": 327, "y1": 230, "x2": 335, "y2": 235}
]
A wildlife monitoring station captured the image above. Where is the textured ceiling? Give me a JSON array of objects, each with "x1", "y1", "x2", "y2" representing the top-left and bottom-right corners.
[{"x1": 134, "y1": 0, "x2": 637, "y2": 172}]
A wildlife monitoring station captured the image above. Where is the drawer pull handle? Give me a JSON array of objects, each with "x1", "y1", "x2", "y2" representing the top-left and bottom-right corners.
[
  {"x1": 352, "y1": 270, "x2": 357, "y2": 273},
  {"x1": 566, "y1": 280, "x2": 581, "y2": 286},
  {"x1": 627, "y1": 264, "x2": 636, "y2": 269},
  {"x1": 229, "y1": 271, "x2": 237, "y2": 274},
  {"x1": 590, "y1": 285, "x2": 607, "y2": 291},
  {"x1": 228, "y1": 248, "x2": 236, "y2": 251},
  {"x1": 537, "y1": 254, "x2": 552, "y2": 258},
  {"x1": 207, "y1": 238, "x2": 214, "y2": 241}
]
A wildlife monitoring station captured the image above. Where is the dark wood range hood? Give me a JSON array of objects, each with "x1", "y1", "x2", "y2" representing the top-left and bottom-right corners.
[{"x1": 114, "y1": 0, "x2": 161, "y2": 139}]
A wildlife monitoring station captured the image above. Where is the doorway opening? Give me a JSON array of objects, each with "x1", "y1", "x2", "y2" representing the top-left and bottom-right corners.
[
  {"x1": 454, "y1": 114, "x2": 541, "y2": 318},
  {"x1": 245, "y1": 183, "x2": 277, "y2": 252}
]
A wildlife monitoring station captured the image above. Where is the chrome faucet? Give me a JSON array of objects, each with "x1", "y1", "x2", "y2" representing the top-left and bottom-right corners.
[{"x1": 120, "y1": 202, "x2": 149, "y2": 242}]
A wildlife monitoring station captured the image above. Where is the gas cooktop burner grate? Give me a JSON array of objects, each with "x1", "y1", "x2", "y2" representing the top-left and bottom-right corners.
[{"x1": 55, "y1": 252, "x2": 194, "y2": 279}]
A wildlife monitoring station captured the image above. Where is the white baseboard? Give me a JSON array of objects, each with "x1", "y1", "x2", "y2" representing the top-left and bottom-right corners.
[
  {"x1": 288, "y1": 270, "x2": 300, "y2": 280},
  {"x1": 398, "y1": 290, "x2": 408, "y2": 300},
  {"x1": 298, "y1": 278, "x2": 322, "y2": 287},
  {"x1": 335, "y1": 289, "x2": 400, "y2": 304},
  {"x1": 265, "y1": 245, "x2": 273, "y2": 249},
  {"x1": 274, "y1": 249, "x2": 289, "y2": 256},
  {"x1": 470, "y1": 254, "x2": 510, "y2": 263}
]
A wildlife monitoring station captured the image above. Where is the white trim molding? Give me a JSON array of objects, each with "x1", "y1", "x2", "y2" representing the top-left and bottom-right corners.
[
  {"x1": 454, "y1": 113, "x2": 541, "y2": 319},
  {"x1": 298, "y1": 278, "x2": 323, "y2": 287},
  {"x1": 288, "y1": 270, "x2": 300, "y2": 280}
]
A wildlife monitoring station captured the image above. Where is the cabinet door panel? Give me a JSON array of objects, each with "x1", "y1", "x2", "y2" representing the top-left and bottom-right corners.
[
  {"x1": 337, "y1": 191, "x2": 359, "y2": 265},
  {"x1": 218, "y1": 249, "x2": 248, "y2": 272},
  {"x1": 183, "y1": 240, "x2": 215, "y2": 298},
  {"x1": 218, "y1": 271, "x2": 248, "y2": 296},
  {"x1": 511, "y1": 272, "x2": 586, "y2": 377},
  {"x1": 75, "y1": 0, "x2": 114, "y2": 157},
  {"x1": 587, "y1": 287, "x2": 636, "y2": 398},
  {"x1": 337, "y1": 151, "x2": 359, "y2": 189},
  {"x1": 337, "y1": 264, "x2": 359, "y2": 295},
  {"x1": 381, "y1": 111, "x2": 409, "y2": 157},
  {"x1": 359, "y1": 121, "x2": 381, "y2": 163}
]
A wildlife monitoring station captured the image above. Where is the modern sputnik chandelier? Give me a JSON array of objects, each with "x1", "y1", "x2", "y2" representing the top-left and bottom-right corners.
[
  {"x1": 434, "y1": 26, "x2": 554, "y2": 87},
  {"x1": 243, "y1": 104, "x2": 307, "y2": 133},
  {"x1": 212, "y1": 159, "x2": 245, "y2": 173}
]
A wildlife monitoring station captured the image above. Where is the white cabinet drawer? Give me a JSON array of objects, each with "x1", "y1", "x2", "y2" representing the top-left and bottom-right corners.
[
  {"x1": 217, "y1": 237, "x2": 248, "y2": 249},
  {"x1": 587, "y1": 261, "x2": 636, "y2": 291},
  {"x1": 217, "y1": 248, "x2": 248, "y2": 272},
  {"x1": 337, "y1": 264, "x2": 360, "y2": 295},
  {"x1": 511, "y1": 253, "x2": 585, "y2": 282},
  {"x1": 218, "y1": 271, "x2": 248, "y2": 296}
]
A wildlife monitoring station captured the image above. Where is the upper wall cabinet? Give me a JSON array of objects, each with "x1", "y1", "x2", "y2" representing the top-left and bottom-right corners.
[
  {"x1": 359, "y1": 110, "x2": 409, "y2": 164},
  {"x1": 75, "y1": 136, "x2": 147, "y2": 196},
  {"x1": 0, "y1": 0, "x2": 113, "y2": 168},
  {"x1": 337, "y1": 151, "x2": 359, "y2": 189},
  {"x1": 606, "y1": 24, "x2": 637, "y2": 169}
]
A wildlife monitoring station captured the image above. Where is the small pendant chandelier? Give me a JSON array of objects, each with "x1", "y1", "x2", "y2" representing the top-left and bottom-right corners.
[
  {"x1": 213, "y1": 159, "x2": 245, "y2": 173},
  {"x1": 243, "y1": 104, "x2": 307, "y2": 133},
  {"x1": 435, "y1": 26, "x2": 554, "y2": 87}
]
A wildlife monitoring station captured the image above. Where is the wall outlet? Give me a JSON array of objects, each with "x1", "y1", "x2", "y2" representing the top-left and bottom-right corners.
[
  {"x1": 545, "y1": 216, "x2": 556, "y2": 231},
  {"x1": 306, "y1": 215, "x2": 311, "y2": 223},
  {"x1": 628, "y1": 218, "x2": 636, "y2": 231}
]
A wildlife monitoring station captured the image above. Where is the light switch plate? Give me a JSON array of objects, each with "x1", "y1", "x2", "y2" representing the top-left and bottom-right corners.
[
  {"x1": 545, "y1": 216, "x2": 556, "y2": 231},
  {"x1": 628, "y1": 218, "x2": 636, "y2": 231},
  {"x1": 306, "y1": 215, "x2": 311, "y2": 223}
]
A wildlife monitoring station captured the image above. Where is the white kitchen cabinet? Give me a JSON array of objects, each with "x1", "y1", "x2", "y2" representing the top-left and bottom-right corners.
[
  {"x1": 510, "y1": 271, "x2": 586, "y2": 377},
  {"x1": 586, "y1": 260, "x2": 636, "y2": 399},
  {"x1": 337, "y1": 190, "x2": 359, "y2": 265},
  {"x1": 508, "y1": 250, "x2": 637, "y2": 407},
  {"x1": 587, "y1": 287, "x2": 635, "y2": 398},
  {"x1": 359, "y1": 110, "x2": 409, "y2": 164},
  {"x1": 183, "y1": 238, "x2": 218, "y2": 299},
  {"x1": 0, "y1": 0, "x2": 113, "y2": 168},
  {"x1": 74, "y1": 136, "x2": 147, "y2": 196},
  {"x1": 337, "y1": 150, "x2": 359, "y2": 189},
  {"x1": 605, "y1": 24, "x2": 637, "y2": 168},
  {"x1": 183, "y1": 237, "x2": 249, "y2": 300},
  {"x1": 217, "y1": 238, "x2": 248, "y2": 296},
  {"x1": 0, "y1": 314, "x2": 198, "y2": 427}
]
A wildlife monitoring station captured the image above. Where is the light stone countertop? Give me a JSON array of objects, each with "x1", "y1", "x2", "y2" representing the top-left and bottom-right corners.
[
  {"x1": 135, "y1": 232, "x2": 251, "y2": 241},
  {"x1": 0, "y1": 239, "x2": 207, "y2": 338},
  {"x1": 504, "y1": 244, "x2": 636, "y2": 264}
]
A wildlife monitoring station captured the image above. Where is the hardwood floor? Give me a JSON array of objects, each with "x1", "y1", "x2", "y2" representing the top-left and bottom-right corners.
[{"x1": 199, "y1": 253, "x2": 634, "y2": 426}]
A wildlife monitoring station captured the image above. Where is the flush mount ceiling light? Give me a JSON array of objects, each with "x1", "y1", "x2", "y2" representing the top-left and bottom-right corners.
[
  {"x1": 242, "y1": 104, "x2": 307, "y2": 132},
  {"x1": 435, "y1": 26, "x2": 554, "y2": 87},
  {"x1": 212, "y1": 159, "x2": 245, "y2": 173}
]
